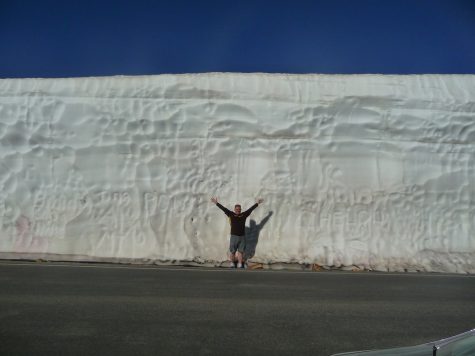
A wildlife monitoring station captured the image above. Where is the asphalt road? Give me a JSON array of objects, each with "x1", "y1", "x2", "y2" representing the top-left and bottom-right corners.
[{"x1": 0, "y1": 261, "x2": 474, "y2": 356}]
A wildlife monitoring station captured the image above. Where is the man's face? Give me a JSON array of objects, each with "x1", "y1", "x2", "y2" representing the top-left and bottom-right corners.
[{"x1": 234, "y1": 205, "x2": 241, "y2": 214}]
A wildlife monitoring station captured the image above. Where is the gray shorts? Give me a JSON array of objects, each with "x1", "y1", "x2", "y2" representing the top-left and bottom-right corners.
[{"x1": 229, "y1": 234, "x2": 245, "y2": 254}]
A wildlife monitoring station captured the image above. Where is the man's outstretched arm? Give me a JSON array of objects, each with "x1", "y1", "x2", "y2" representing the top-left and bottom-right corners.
[
  {"x1": 211, "y1": 197, "x2": 232, "y2": 216},
  {"x1": 243, "y1": 198, "x2": 264, "y2": 217}
]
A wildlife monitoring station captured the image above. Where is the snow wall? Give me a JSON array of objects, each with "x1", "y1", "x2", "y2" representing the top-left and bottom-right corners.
[{"x1": 0, "y1": 73, "x2": 474, "y2": 273}]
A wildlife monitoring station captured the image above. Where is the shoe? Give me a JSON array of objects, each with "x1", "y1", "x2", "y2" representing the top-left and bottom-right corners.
[
  {"x1": 237, "y1": 263, "x2": 243, "y2": 268},
  {"x1": 230, "y1": 262, "x2": 236, "y2": 268}
]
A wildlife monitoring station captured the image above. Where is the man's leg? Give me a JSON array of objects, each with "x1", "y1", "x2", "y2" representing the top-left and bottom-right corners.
[
  {"x1": 236, "y1": 251, "x2": 243, "y2": 266},
  {"x1": 228, "y1": 252, "x2": 236, "y2": 267},
  {"x1": 236, "y1": 236, "x2": 245, "y2": 268},
  {"x1": 229, "y1": 235, "x2": 239, "y2": 268}
]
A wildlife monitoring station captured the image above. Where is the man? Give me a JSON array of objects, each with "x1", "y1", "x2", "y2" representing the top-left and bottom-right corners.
[{"x1": 211, "y1": 197, "x2": 263, "y2": 268}]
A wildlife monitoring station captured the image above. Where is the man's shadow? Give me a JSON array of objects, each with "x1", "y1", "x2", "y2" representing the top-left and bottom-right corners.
[{"x1": 244, "y1": 211, "x2": 273, "y2": 260}]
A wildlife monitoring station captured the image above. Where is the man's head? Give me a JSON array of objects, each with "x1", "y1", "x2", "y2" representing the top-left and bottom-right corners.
[{"x1": 234, "y1": 204, "x2": 241, "y2": 214}]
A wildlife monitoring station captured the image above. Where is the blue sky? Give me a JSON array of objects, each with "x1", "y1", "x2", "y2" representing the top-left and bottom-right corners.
[{"x1": 1, "y1": 0, "x2": 474, "y2": 78}]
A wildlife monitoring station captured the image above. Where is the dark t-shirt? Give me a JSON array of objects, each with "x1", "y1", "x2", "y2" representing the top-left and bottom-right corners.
[{"x1": 216, "y1": 203, "x2": 258, "y2": 236}]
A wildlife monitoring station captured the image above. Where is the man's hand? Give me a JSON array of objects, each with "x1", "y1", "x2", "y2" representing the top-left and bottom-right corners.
[
  {"x1": 256, "y1": 198, "x2": 263, "y2": 204},
  {"x1": 211, "y1": 197, "x2": 218, "y2": 204}
]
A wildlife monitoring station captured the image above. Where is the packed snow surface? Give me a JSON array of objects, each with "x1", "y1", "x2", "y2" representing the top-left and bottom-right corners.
[{"x1": 0, "y1": 73, "x2": 474, "y2": 273}]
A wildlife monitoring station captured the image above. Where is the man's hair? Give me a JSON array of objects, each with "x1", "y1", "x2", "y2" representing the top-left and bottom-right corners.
[{"x1": 234, "y1": 204, "x2": 241, "y2": 209}]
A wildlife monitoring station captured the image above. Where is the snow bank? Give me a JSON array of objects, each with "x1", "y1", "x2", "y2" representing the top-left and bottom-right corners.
[{"x1": 0, "y1": 73, "x2": 474, "y2": 273}]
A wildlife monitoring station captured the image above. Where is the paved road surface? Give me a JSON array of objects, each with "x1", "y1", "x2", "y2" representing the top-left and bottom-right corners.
[{"x1": 0, "y1": 261, "x2": 474, "y2": 355}]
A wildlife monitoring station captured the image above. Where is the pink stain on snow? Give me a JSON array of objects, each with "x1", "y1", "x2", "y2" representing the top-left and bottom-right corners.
[{"x1": 13, "y1": 215, "x2": 49, "y2": 253}]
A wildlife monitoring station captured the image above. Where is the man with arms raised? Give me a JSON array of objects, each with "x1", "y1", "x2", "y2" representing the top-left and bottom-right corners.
[{"x1": 211, "y1": 197, "x2": 263, "y2": 268}]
